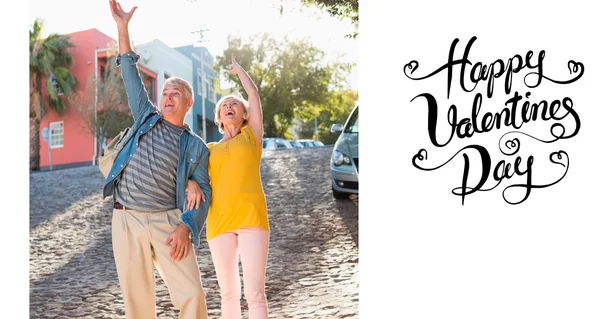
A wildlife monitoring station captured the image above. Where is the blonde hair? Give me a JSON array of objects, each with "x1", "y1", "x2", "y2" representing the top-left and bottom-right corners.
[
  {"x1": 163, "y1": 77, "x2": 194, "y2": 100},
  {"x1": 214, "y1": 93, "x2": 250, "y2": 133}
]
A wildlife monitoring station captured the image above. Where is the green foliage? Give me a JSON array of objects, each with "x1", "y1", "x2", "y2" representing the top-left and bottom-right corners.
[
  {"x1": 78, "y1": 54, "x2": 134, "y2": 143},
  {"x1": 296, "y1": 90, "x2": 358, "y2": 145},
  {"x1": 302, "y1": 0, "x2": 358, "y2": 38},
  {"x1": 29, "y1": 18, "x2": 78, "y2": 170},
  {"x1": 215, "y1": 34, "x2": 354, "y2": 138},
  {"x1": 30, "y1": 19, "x2": 78, "y2": 118}
]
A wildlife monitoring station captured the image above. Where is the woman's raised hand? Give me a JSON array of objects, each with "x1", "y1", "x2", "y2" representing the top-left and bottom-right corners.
[{"x1": 229, "y1": 54, "x2": 242, "y2": 76}]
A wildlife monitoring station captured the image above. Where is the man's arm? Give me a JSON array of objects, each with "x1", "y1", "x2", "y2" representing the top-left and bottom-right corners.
[
  {"x1": 109, "y1": 0, "x2": 154, "y2": 121},
  {"x1": 181, "y1": 145, "x2": 212, "y2": 248}
]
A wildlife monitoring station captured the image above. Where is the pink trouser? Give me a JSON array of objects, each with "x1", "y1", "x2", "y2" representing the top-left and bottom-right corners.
[{"x1": 208, "y1": 227, "x2": 270, "y2": 319}]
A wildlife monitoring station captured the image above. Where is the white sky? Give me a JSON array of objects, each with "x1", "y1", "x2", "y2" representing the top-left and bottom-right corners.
[{"x1": 30, "y1": 0, "x2": 358, "y2": 90}]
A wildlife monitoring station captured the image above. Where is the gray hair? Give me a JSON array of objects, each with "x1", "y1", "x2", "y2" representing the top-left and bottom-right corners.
[{"x1": 163, "y1": 77, "x2": 194, "y2": 100}]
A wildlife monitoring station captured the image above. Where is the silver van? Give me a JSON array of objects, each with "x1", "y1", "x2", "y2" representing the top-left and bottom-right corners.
[{"x1": 330, "y1": 104, "x2": 358, "y2": 199}]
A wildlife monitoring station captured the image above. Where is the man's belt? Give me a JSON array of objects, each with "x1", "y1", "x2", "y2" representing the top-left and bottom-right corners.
[{"x1": 114, "y1": 202, "x2": 127, "y2": 210}]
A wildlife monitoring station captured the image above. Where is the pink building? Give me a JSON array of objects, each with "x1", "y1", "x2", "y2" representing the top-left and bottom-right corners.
[{"x1": 38, "y1": 28, "x2": 157, "y2": 170}]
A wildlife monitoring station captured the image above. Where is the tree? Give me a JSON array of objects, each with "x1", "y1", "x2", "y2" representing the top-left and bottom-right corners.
[
  {"x1": 296, "y1": 89, "x2": 358, "y2": 145},
  {"x1": 30, "y1": 19, "x2": 78, "y2": 171},
  {"x1": 303, "y1": 0, "x2": 358, "y2": 25},
  {"x1": 288, "y1": 0, "x2": 358, "y2": 38},
  {"x1": 215, "y1": 34, "x2": 353, "y2": 137},
  {"x1": 77, "y1": 51, "x2": 134, "y2": 155}
]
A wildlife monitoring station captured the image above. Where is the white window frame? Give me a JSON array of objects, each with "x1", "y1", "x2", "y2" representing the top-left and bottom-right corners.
[
  {"x1": 49, "y1": 121, "x2": 64, "y2": 149},
  {"x1": 197, "y1": 69, "x2": 203, "y2": 97},
  {"x1": 162, "y1": 69, "x2": 173, "y2": 100},
  {"x1": 208, "y1": 79, "x2": 216, "y2": 103}
]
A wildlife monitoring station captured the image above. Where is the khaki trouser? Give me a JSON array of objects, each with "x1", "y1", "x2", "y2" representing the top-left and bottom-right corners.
[{"x1": 112, "y1": 207, "x2": 207, "y2": 319}]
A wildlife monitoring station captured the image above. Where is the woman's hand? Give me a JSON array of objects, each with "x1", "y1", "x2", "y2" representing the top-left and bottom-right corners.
[
  {"x1": 227, "y1": 53, "x2": 263, "y2": 144},
  {"x1": 229, "y1": 54, "x2": 242, "y2": 76},
  {"x1": 185, "y1": 179, "x2": 205, "y2": 211}
]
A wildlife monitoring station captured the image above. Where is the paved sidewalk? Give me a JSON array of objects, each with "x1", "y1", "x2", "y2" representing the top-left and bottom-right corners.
[{"x1": 30, "y1": 146, "x2": 358, "y2": 318}]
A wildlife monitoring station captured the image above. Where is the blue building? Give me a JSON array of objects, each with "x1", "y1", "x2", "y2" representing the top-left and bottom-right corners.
[{"x1": 174, "y1": 45, "x2": 222, "y2": 143}]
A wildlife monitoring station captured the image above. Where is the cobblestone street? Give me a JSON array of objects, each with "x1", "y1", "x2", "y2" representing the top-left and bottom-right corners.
[{"x1": 30, "y1": 146, "x2": 359, "y2": 319}]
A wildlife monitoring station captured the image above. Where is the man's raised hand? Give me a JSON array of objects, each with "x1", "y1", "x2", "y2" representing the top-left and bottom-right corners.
[{"x1": 108, "y1": 0, "x2": 137, "y2": 27}]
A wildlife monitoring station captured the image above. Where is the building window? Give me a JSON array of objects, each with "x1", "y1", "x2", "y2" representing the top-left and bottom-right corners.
[
  {"x1": 99, "y1": 65, "x2": 107, "y2": 95},
  {"x1": 49, "y1": 121, "x2": 64, "y2": 148},
  {"x1": 100, "y1": 66, "x2": 107, "y2": 81},
  {"x1": 208, "y1": 80, "x2": 216, "y2": 103},
  {"x1": 197, "y1": 69, "x2": 204, "y2": 97},
  {"x1": 143, "y1": 75, "x2": 156, "y2": 103}
]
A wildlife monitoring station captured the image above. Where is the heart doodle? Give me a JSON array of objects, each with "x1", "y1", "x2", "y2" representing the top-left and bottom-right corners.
[
  {"x1": 404, "y1": 60, "x2": 419, "y2": 76},
  {"x1": 505, "y1": 138, "x2": 520, "y2": 150},
  {"x1": 500, "y1": 136, "x2": 520, "y2": 156},
  {"x1": 414, "y1": 148, "x2": 427, "y2": 161},
  {"x1": 568, "y1": 60, "x2": 581, "y2": 74},
  {"x1": 550, "y1": 150, "x2": 568, "y2": 168}
]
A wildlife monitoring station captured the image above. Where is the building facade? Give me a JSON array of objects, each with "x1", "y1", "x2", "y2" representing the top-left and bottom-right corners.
[
  {"x1": 38, "y1": 28, "x2": 158, "y2": 170},
  {"x1": 135, "y1": 39, "x2": 195, "y2": 129},
  {"x1": 175, "y1": 45, "x2": 221, "y2": 143}
]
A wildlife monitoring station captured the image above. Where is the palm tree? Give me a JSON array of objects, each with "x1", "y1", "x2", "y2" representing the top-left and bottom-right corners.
[{"x1": 29, "y1": 19, "x2": 78, "y2": 171}]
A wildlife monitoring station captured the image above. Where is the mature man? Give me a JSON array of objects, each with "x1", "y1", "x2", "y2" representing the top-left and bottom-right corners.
[{"x1": 103, "y1": 1, "x2": 211, "y2": 318}]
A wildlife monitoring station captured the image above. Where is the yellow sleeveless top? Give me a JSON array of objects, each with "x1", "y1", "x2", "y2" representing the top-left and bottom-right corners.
[{"x1": 206, "y1": 125, "x2": 269, "y2": 240}]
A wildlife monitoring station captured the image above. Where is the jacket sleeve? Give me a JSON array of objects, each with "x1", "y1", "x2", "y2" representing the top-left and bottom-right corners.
[
  {"x1": 180, "y1": 143, "x2": 212, "y2": 247},
  {"x1": 116, "y1": 52, "x2": 157, "y2": 122}
]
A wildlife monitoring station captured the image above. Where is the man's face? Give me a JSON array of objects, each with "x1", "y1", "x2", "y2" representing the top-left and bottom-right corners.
[{"x1": 161, "y1": 84, "x2": 192, "y2": 121}]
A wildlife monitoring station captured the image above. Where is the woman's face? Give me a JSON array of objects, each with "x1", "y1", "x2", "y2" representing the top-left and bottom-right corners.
[{"x1": 219, "y1": 98, "x2": 247, "y2": 127}]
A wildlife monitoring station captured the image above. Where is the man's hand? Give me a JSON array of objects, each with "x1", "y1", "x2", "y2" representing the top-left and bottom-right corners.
[
  {"x1": 185, "y1": 179, "x2": 206, "y2": 211},
  {"x1": 108, "y1": 0, "x2": 137, "y2": 28},
  {"x1": 165, "y1": 224, "x2": 191, "y2": 261}
]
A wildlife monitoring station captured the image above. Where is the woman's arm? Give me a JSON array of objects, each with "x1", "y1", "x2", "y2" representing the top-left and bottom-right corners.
[{"x1": 230, "y1": 55, "x2": 263, "y2": 144}]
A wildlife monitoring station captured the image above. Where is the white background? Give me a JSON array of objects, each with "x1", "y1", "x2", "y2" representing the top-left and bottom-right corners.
[
  {"x1": 361, "y1": 1, "x2": 600, "y2": 318},
  {"x1": 4, "y1": 0, "x2": 600, "y2": 317},
  {"x1": 29, "y1": 0, "x2": 359, "y2": 90}
]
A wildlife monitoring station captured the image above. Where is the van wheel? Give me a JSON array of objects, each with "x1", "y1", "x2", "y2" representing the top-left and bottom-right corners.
[{"x1": 332, "y1": 185, "x2": 351, "y2": 199}]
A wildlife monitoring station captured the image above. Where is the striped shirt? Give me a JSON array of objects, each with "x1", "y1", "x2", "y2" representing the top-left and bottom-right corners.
[{"x1": 115, "y1": 119, "x2": 184, "y2": 212}]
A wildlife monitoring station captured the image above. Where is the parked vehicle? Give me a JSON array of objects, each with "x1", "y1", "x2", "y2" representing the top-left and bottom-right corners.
[
  {"x1": 330, "y1": 105, "x2": 358, "y2": 199},
  {"x1": 299, "y1": 140, "x2": 315, "y2": 147},
  {"x1": 263, "y1": 138, "x2": 294, "y2": 150},
  {"x1": 297, "y1": 139, "x2": 325, "y2": 147},
  {"x1": 289, "y1": 140, "x2": 305, "y2": 148}
]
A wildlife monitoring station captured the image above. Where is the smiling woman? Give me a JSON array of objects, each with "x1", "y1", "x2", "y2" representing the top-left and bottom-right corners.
[
  {"x1": 214, "y1": 94, "x2": 250, "y2": 134},
  {"x1": 197, "y1": 54, "x2": 271, "y2": 319}
]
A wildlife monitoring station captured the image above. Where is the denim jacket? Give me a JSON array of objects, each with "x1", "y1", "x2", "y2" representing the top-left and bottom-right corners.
[{"x1": 102, "y1": 52, "x2": 211, "y2": 248}]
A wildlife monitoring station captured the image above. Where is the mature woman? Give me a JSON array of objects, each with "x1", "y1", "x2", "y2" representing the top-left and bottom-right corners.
[{"x1": 206, "y1": 55, "x2": 270, "y2": 319}]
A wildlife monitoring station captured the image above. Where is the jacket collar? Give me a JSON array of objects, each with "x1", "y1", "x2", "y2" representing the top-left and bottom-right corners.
[{"x1": 153, "y1": 110, "x2": 192, "y2": 133}]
